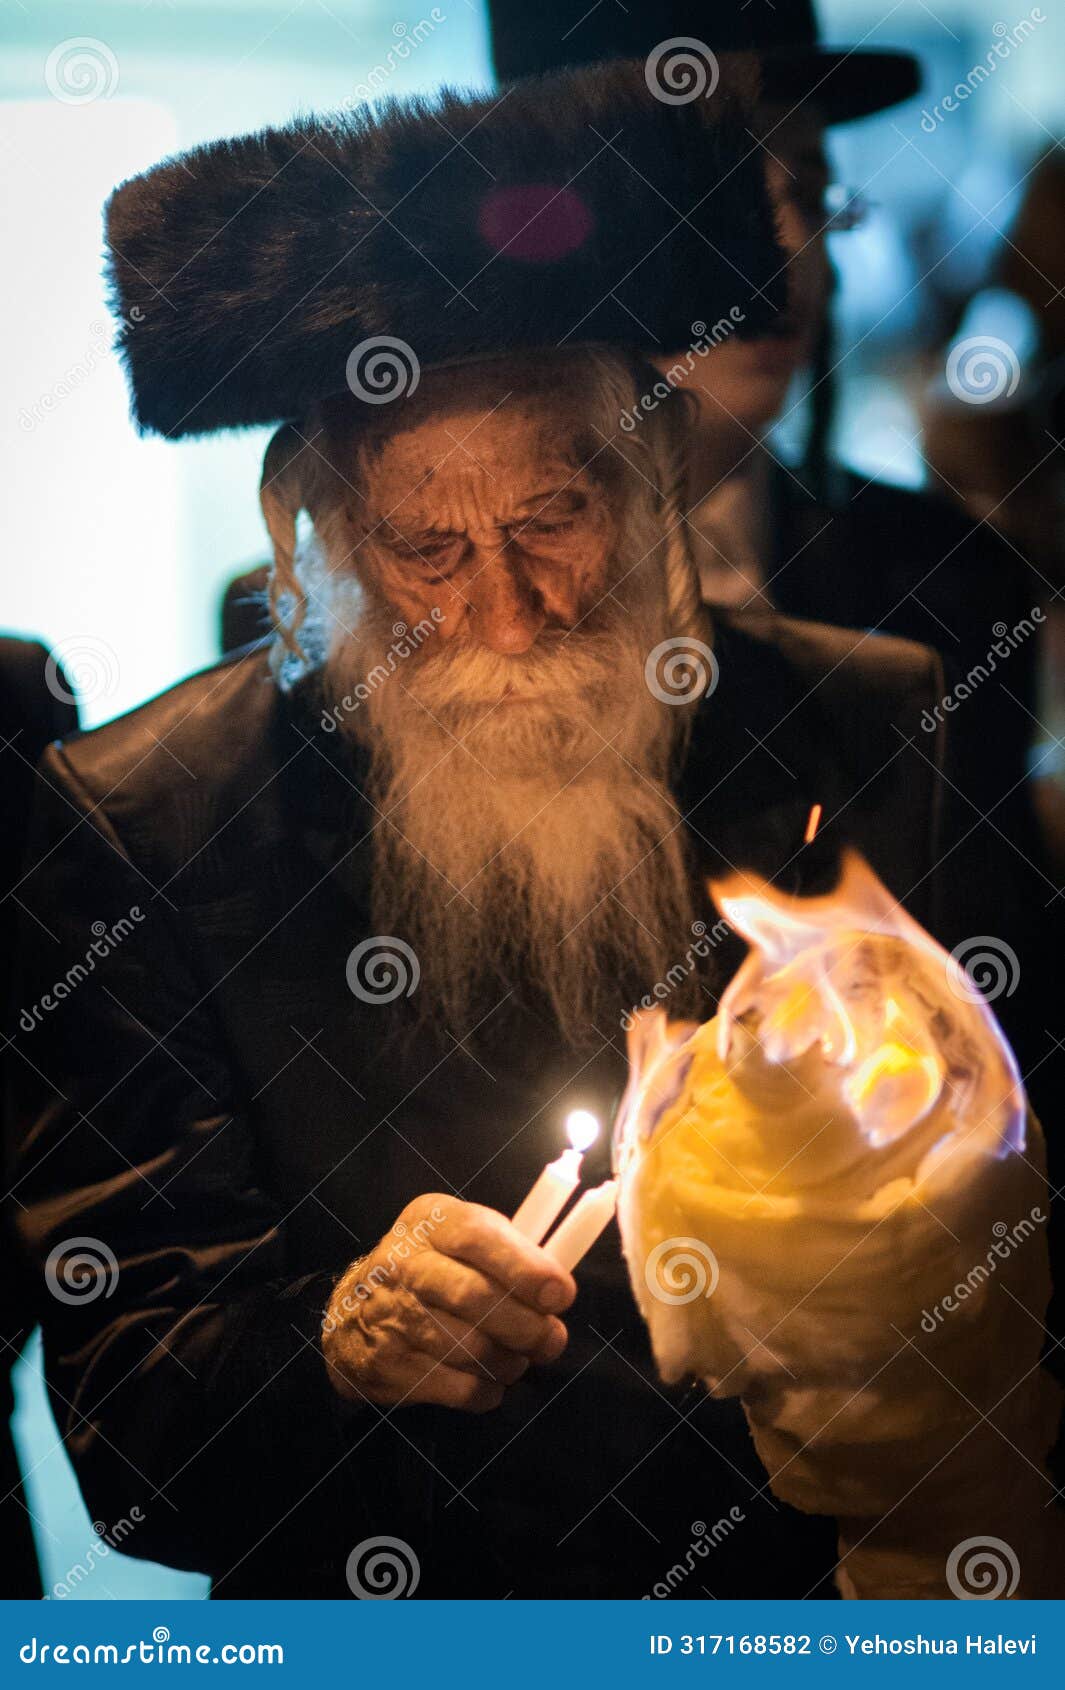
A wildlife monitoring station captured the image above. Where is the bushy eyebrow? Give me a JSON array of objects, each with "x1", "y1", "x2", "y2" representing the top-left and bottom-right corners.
[
  {"x1": 511, "y1": 488, "x2": 587, "y2": 516},
  {"x1": 383, "y1": 489, "x2": 589, "y2": 541},
  {"x1": 383, "y1": 525, "x2": 456, "y2": 547}
]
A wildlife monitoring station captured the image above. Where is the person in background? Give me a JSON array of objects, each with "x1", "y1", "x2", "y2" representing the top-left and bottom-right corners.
[
  {"x1": 923, "y1": 150, "x2": 1065, "y2": 880},
  {"x1": 0, "y1": 636, "x2": 79, "y2": 1598},
  {"x1": 917, "y1": 159, "x2": 1065, "y2": 1348}
]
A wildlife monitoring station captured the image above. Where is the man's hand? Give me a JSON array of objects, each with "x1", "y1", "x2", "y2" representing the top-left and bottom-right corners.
[{"x1": 322, "y1": 1193, "x2": 576, "y2": 1412}]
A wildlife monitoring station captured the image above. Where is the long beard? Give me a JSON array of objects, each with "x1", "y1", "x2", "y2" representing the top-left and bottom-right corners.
[{"x1": 312, "y1": 536, "x2": 701, "y2": 1048}]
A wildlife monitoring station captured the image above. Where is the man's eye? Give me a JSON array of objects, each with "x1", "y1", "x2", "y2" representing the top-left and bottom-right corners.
[
  {"x1": 524, "y1": 518, "x2": 576, "y2": 537},
  {"x1": 389, "y1": 535, "x2": 456, "y2": 563}
]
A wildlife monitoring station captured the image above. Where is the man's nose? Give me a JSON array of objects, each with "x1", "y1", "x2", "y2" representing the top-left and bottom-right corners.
[{"x1": 466, "y1": 550, "x2": 545, "y2": 655}]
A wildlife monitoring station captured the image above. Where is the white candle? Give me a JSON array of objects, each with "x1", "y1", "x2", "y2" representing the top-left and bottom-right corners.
[
  {"x1": 511, "y1": 1109, "x2": 599, "y2": 1242},
  {"x1": 543, "y1": 1178, "x2": 619, "y2": 1270}
]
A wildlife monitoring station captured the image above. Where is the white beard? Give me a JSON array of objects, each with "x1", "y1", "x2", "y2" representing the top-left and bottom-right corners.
[{"x1": 307, "y1": 530, "x2": 701, "y2": 1046}]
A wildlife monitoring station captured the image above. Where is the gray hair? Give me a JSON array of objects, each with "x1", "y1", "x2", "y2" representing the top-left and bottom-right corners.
[{"x1": 258, "y1": 346, "x2": 708, "y2": 678}]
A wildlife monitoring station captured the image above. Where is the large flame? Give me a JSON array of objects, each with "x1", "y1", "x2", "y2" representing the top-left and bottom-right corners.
[{"x1": 614, "y1": 851, "x2": 1025, "y2": 1167}]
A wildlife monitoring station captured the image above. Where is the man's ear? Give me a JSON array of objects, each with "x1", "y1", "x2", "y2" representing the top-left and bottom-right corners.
[{"x1": 259, "y1": 423, "x2": 307, "y2": 573}]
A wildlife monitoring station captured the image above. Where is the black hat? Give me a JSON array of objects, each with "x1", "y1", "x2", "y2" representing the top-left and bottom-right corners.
[
  {"x1": 489, "y1": 0, "x2": 920, "y2": 124},
  {"x1": 105, "y1": 58, "x2": 784, "y2": 439}
]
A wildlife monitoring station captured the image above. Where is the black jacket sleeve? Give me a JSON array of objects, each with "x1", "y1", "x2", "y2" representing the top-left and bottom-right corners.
[{"x1": 6, "y1": 743, "x2": 368, "y2": 1580}]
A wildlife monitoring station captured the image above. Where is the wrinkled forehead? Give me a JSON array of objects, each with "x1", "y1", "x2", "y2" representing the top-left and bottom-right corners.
[
  {"x1": 365, "y1": 404, "x2": 591, "y2": 484},
  {"x1": 354, "y1": 366, "x2": 609, "y2": 517}
]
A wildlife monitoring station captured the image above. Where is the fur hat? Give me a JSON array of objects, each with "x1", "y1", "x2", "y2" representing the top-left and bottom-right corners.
[{"x1": 105, "y1": 57, "x2": 784, "y2": 439}]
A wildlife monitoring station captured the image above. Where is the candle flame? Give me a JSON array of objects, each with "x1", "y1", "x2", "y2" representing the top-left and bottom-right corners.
[{"x1": 565, "y1": 1108, "x2": 600, "y2": 1153}]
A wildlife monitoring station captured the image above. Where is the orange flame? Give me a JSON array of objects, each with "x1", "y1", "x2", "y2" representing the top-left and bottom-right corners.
[
  {"x1": 613, "y1": 1009, "x2": 699, "y2": 1175},
  {"x1": 615, "y1": 852, "x2": 1024, "y2": 1165}
]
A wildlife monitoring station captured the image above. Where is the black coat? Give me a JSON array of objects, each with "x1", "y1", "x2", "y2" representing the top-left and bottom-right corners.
[
  {"x1": 0, "y1": 635, "x2": 79, "y2": 1600},
  {"x1": 3, "y1": 613, "x2": 1047, "y2": 1598}
]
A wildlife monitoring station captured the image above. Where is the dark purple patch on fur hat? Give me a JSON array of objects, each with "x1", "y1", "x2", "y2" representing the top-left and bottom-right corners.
[{"x1": 477, "y1": 184, "x2": 595, "y2": 263}]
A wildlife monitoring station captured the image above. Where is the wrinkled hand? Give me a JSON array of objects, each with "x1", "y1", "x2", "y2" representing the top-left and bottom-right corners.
[{"x1": 322, "y1": 1193, "x2": 576, "y2": 1412}]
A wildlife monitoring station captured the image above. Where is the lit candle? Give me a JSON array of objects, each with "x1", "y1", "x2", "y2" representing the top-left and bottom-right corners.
[
  {"x1": 543, "y1": 1178, "x2": 619, "y2": 1270},
  {"x1": 511, "y1": 1109, "x2": 600, "y2": 1242}
]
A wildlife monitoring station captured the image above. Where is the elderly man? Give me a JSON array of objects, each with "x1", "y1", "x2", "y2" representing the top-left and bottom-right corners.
[{"x1": 7, "y1": 64, "x2": 1039, "y2": 1599}]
